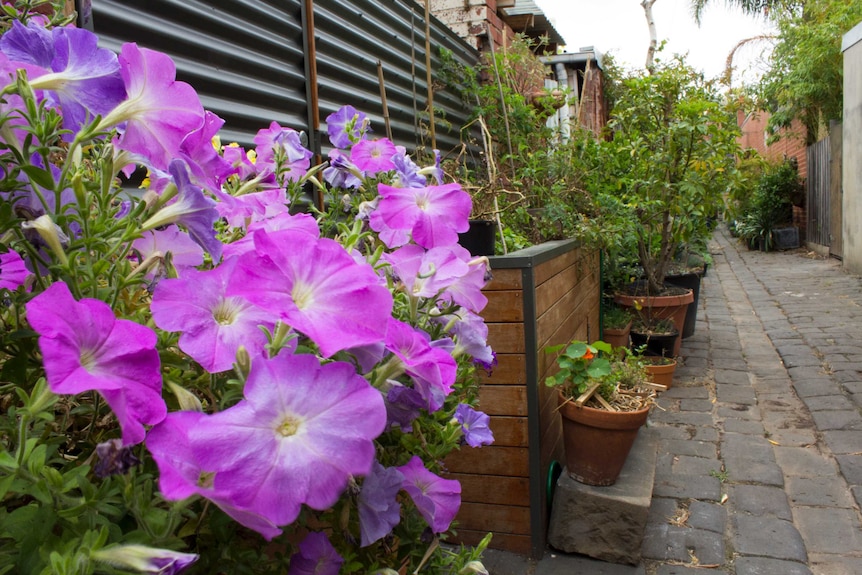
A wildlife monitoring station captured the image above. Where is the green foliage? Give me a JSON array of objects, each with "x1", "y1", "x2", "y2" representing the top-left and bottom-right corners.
[
  {"x1": 757, "y1": 0, "x2": 862, "y2": 143},
  {"x1": 734, "y1": 158, "x2": 801, "y2": 250},
  {"x1": 545, "y1": 341, "x2": 649, "y2": 405},
  {"x1": 439, "y1": 36, "x2": 599, "y2": 250},
  {"x1": 602, "y1": 304, "x2": 631, "y2": 330},
  {"x1": 587, "y1": 54, "x2": 741, "y2": 295}
]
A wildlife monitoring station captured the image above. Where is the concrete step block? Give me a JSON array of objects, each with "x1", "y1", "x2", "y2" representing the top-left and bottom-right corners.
[{"x1": 547, "y1": 429, "x2": 659, "y2": 565}]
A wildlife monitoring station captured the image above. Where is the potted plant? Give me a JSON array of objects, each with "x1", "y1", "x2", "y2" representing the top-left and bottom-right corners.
[
  {"x1": 593, "y1": 55, "x2": 738, "y2": 326},
  {"x1": 545, "y1": 341, "x2": 661, "y2": 486},
  {"x1": 640, "y1": 354, "x2": 678, "y2": 388},
  {"x1": 602, "y1": 303, "x2": 632, "y2": 349}
]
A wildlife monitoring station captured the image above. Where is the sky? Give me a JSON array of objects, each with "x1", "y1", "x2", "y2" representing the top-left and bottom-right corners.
[{"x1": 534, "y1": 0, "x2": 776, "y2": 84}]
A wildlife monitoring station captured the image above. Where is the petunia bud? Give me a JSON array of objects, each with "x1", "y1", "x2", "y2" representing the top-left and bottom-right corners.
[
  {"x1": 459, "y1": 560, "x2": 490, "y2": 575},
  {"x1": 234, "y1": 346, "x2": 251, "y2": 381},
  {"x1": 90, "y1": 544, "x2": 198, "y2": 575},
  {"x1": 166, "y1": 381, "x2": 203, "y2": 412},
  {"x1": 21, "y1": 214, "x2": 69, "y2": 266}
]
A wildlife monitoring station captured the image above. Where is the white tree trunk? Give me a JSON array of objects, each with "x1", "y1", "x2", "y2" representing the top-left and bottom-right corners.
[{"x1": 642, "y1": 0, "x2": 658, "y2": 70}]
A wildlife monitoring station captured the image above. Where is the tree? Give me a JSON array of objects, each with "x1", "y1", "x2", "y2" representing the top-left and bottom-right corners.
[
  {"x1": 592, "y1": 56, "x2": 741, "y2": 295},
  {"x1": 758, "y1": 0, "x2": 862, "y2": 143},
  {"x1": 689, "y1": 0, "x2": 796, "y2": 24}
]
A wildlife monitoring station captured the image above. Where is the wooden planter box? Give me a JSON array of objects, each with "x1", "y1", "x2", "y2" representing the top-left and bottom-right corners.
[{"x1": 445, "y1": 239, "x2": 601, "y2": 558}]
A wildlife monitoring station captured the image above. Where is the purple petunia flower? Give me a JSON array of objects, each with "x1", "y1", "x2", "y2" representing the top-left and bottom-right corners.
[
  {"x1": 391, "y1": 147, "x2": 427, "y2": 188},
  {"x1": 398, "y1": 456, "x2": 461, "y2": 533},
  {"x1": 0, "y1": 21, "x2": 126, "y2": 136},
  {"x1": 288, "y1": 532, "x2": 344, "y2": 575},
  {"x1": 372, "y1": 183, "x2": 471, "y2": 249},
  {"x1": 0, "y1": 250, "x2": 30, "y2": 291},
  {"x1": 325, "y1": 104, "x2": 369, "y2": 149},
  {"x1": 188, "y1": 353, "x2": 387, "y2": 527},
  {"x1": 322, "y1": 148, "x2": 362, "y2": 189},
  {"x1": 25, "y1": 282, "x2": 165, "y2": 445},
  {"x1": 150, "y1": 256, "x2": 276, "y2": 373},
  {"x1": 383, "y1": 380, "x2": 426, "y2": 432},
  {"x1": 254, "y1": 121, "x2": 313, "y2": 183},
  {"x1": 100, "y1": 43, "x2": 206, "y2": 172},
  {"x1": 141, "y1": 159, "x2": 222, "y2": 260},
  {"x1": 230, "y1": 229, "x2": 393, "y2": 357},
  {"x1": 217, "y1": 188, "x2": 290, "y2": 231},
  {"x1": 358, "y1": 461, "x2": 404, "y2": 547},
  {"x1": 350, "y1": 138, "x2": 397, "y2": 175},
  {"x1": 384, "y1": 319, "x2": 457, "y2": 412},
  {"x1": 438, "y1": 250, "x2": 490, "y2": 313},
  {"x1": 441, "y1": 309, "x2": 494, "y2": 368},
  {"x1": 454, "y1": 404, "x2": 495, "y2": 448}
]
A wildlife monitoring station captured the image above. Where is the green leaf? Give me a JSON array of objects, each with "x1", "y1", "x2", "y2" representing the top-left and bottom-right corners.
[{"x1": 19, "y1": 165, "x2": 55, "y2": 190}]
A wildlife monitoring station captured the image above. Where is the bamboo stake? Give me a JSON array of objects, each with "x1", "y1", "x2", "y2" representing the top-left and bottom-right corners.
[
  {"x1": 423, "y1": 0, "x2": 436, "y2": 149},
  {"x1": 377, "y1": 61, "x2": 393, "y2": 141}
]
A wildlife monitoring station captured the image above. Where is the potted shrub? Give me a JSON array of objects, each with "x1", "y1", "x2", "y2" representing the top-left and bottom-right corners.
[
  {"x1": 545, "y1": 341, "x2": 661, "y2": 486},
  {"x1": 592, "y1": 55, "x2": 738, "y2": 326}
]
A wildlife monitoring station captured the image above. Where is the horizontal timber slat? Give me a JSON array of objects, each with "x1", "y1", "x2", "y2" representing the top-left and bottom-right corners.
[
  {"x1": 479, "y1": 386, "x2": 527, "y2": 417},
  {"x1": 482, "y1": 290, "x2": 524, "y2": 322},
  {"x1": 488, "y1": 416, "x2": 529, "y2": 447},
  {"x1": 486, "y1": 323, "x2": 525, "y2": 354},
  {"x1": 455, "y1": 502, "x2": 531, "y2": 535},
  {"x1": 483, "y1": 268, "x2": 523, "y2": 290},
  {"x1": 448, "y1": 472, "x2": 530, "y2": 506},
  {"x1": 478, "y1": 353, "x2": 526, "y2": 385},
  {"x1": 445, "y1": 446, "x2": 529, "y2": 476}
]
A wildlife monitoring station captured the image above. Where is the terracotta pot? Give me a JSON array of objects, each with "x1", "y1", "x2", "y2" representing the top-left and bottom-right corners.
[
  {"x1": 643, "y1": 356, "x2": 677, "y2": 388},
  {"x1": 614, "y1": 288, "x2": 693, "y2": 356},
  {"x1": 557, "y1": 391, "x2": 650, "y2": 486},
  {"x1": 602, "y1": 320, "x2": 632, "y2": 349}
]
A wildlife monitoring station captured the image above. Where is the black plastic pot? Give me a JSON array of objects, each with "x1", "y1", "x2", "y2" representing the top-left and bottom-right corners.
[
  {"x1": 630, "y1": 328, "x2": 679, "y2": 358},
  {"x1": 667, "y1": 271, "x2": 702, "y2": 339},
  {"x1": 458, "y1": 219, "x2": 496, "y2": 257}
]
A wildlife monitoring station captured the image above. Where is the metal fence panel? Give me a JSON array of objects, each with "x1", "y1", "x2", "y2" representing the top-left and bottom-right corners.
[
  {"x1": 807, "y1": 137, "x2": 831, "y2": 246},
  {"x1": 90, "y1": 0, "x2": 477, "y2": 152}
]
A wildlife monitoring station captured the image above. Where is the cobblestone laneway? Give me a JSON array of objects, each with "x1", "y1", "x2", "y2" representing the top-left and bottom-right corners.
[{"x1": 485, "y1": 227, "x2": 862, "y2": 575}]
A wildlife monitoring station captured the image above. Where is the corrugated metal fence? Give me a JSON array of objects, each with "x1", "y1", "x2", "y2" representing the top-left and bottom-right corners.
[
  {"x1": 807, "y1": 136, "x2": 831, "y2": 246},
  {"x1": 91, "y1": 0, "x2": 478, "y2": 155}
]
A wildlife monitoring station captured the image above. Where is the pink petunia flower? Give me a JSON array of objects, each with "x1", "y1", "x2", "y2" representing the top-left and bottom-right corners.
[
  {"x1": 0, "y1": 250, "x2": 30, "y2": 291},
  {"x1": 398, "y1": 456, "x2": 461, "y2": 533},
  {"x1": 99, "y1": 43, "x2": 206, "y2": 172},
  {"x1": 131, "y1": 225, "x2": 204, "y2": 280},
  {"x1": 350, "y1": 137, "x2": 397, "y2": 175},
  {"x1": 230, "y1": 229, "x2": 393, "y2": 357},
  {"x1": 253, "y1": 121, "x2": 313, "y2": 183},
  {"x1": 150, "y1": 256, "x2": 276, "y2": 373},
  {"x1": 187, "y1": 353, "x2": 387, "y2": 527},
  {"x1": 384, "y1": 319, "x2": 457, "y2": 412},
  {"x1": 25, "y1": 282, "x2": 165, "y2": 445},
  {"x1": 384, "y1": 244, "x2": 469, "y2": 299},
  {"x1": 372, "y1": 183, "x2": 471, "y2": 249},
  {"x1": 145, "y1": 411, "x2": 283, "y2": 540}
]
